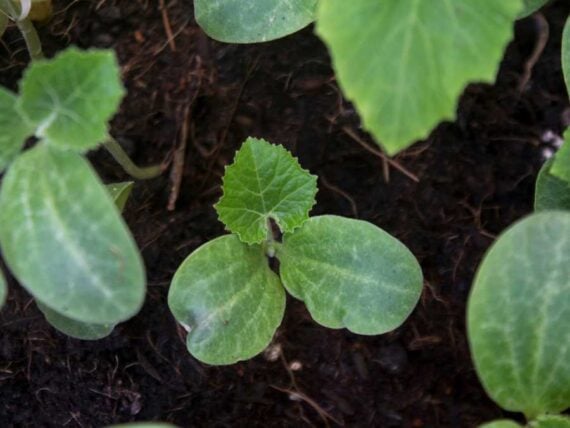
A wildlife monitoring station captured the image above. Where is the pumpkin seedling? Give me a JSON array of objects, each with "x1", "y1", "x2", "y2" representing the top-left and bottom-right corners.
[
  {"x1": 468, "y1": 212, "x2": 570, "y2": 427},
  {"x1": 0, "y1": 48, "x2": 160, "y2": 339},
  {"x1": 168, "y1": 138, "x2": 423, "y2": 365}
]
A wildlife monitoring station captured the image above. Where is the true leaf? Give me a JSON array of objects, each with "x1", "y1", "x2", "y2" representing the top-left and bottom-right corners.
[
  {"x1": 0, "y1": 269, "x2": 6, "y2": 309},
  {"x1": 562, "y1": 16, "x2": 570, "y2": 93},
  {"x1": 530, "y1": 415, "x2": 570, "y2": 428},
  {"x1": 168, "y1": 235, "x2": 285, "y2": 365},
  {"x1": 551, "y1": 130, "x2": 570, "y2": 182},
  {"x1": 535, "y1": 158, "x2": 570, "y2": 211},
  {"x1": 215, "y1": 138, "x2": 317, "y2": 245},
  {"x1": 106, "y1": 181, "x2": 134, "y2": 213},
  {"x1": 37, "y1": 301, "x2": 114, "y2": 340},
  {"x1": 18, "y1": 47, "x2": 125, "y2": 152},
  {"x1": 0, "y1": 144, "x2": 146, "y2": 325},
  {"x1": 518, "y1": 0, "x2": 549, "y2": 18},
  {"x1": 467, "y1": 212, "x2": 570, "y2": 418},
  {"x1": 0, "y1": 88, "x2": 32, "y2": 172},
  {"x1": 479, "y1": 421, "x2": 522, "y2": 428},
  {"x1": 194, "y1": 0, "x2": 317, "y2": 43},
  {"x1": 277, "y1": 215, "x2": 423, "y2": 335},
  {"x1": 316, "y1": 0, "x2": 521, "y2": 155}
]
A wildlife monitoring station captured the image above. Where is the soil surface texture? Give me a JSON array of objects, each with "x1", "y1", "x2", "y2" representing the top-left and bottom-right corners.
[{"x1": 1, "y1": 1, "x2": 569, "y2": 427}]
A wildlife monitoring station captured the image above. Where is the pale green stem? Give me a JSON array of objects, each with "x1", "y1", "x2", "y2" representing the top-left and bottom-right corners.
[
  {"x1": 103, "y1": 138, "x2": 163, "y2": 180},
  {"x1": 0, "y1": 0, "x2": 43, "y2": 60}
]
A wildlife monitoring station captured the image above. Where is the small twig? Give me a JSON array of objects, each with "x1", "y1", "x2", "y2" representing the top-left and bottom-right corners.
[
  {"x1": 168, "y1": 105, "x2": 191, "y2": 211},
  {"x1": 341, "y1": 126, "x2": 419, "y2": 182},
  {"x1": 158, "y1": 0, "x2": 176, "y2": 52},
  {"x1": 320, "y1": 175, "x2": 358, "y2": 218},
  {"x1": 103, "y1": 138, "x2": 164, "y2": 180},
  {"x1": 518, "y1": 12, "x2": 549, "y2": 92}
]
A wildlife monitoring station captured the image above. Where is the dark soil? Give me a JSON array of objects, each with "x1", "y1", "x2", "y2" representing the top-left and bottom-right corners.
[{"x1": 1, "y1": 1, "x2": 569, "y2": 427}]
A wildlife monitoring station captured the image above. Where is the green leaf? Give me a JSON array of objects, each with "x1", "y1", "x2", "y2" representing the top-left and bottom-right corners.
[
  {"x1": 316, "y1": 0, "x2": 521, "y2": 155},
  {"x1": 0, "y1": 144, "x2": 146, "y2": 325},
  {"x1": 0, "y1": 88, "x2": 32, "y2": 172},
  {"x1": 0, "y1": 269, "x2": 7, "y2": 309},
  {"x1": 467, "y1": 212, "x2": 570, "y2": 418},
  {"x1": 518, "y1": 0, "x2": 549, "y2": 18},
  {"x1": 37, "y1": 301, "x2": 114, "y2": 340},
  {"x1": 535, "y1": 158, "x2": 570, "y2": 211},
  {"x1": 194, "y1": 0, "x2": 317, "y2": 43},
  {"x1": 530, "y1": 415, "x2": 570, "y2": 428},
  {"x1": 277, "y1": 215, "x2": 423, "y2": 335},
  {"x1": 106, "y1": 181, "x2": 134, "y2": 212},
  {"x1": 18, "y1": 47, "x2": 125, "y2": 152},
  {"x1": 168, "y1": 234, "x2": 285, "y2": 365},
  {"x1": 551, "y1": 130, "x2": 570, "y2": 182},
  {"x1": 479, "y1": 421, "x2": 522, "y2": 428},
  {"x1": 215, "y1": 138, "x2": 317, "y2": 245},
  {"x1": 563, "y1": 15, "x2": 570, "y2": 97}
]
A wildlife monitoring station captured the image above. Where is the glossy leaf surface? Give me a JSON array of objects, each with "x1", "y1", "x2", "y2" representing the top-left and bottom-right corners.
[
  {"x1": 18, "y1": 48, "x2": 124, "y2": 151},
  {"x1": 216, "y1": 138, "x2": 317, "y2": 244},
  {"x1": 278, "y1": 215, "x2": 423, "y2": 335},
  {"x1": 551, "y1": 131, "x2": 570, "y2": 182},
  {"x1": 169, "y1": 235, "x2": 285, "y2": 365},
  {"x1": 468, "y1": 212, "x2": 570, "y2": 418},
  {"x1": 316, "y1": 0, "x2": 521, "y2": 154},
  {"x1": 195, "y1": 0, "x2": 316, "y2": 43},
  {"x1": 0, "y1": 145, "x2": 145, "y2": 324},
  {"x1": 479, "y1": 421, "x2": 522, "y2": 428},
  {"x1": 530, "y1": 415, "x2": 570, "y2": 428}
]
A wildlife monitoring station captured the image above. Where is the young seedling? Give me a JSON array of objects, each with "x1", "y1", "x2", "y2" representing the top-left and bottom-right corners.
[
  {"x1": 168, "y1": 138, "x2": 423, "y2": 365},
  {"x1": 467, "y1": 212, "x2": 570, "y2": 427},
  {"x1": 0, "y1": 0, "x2": 49, "y2": 60},
  {"x1": 0, "y1": 48, "x2": 160, "y2": 340}
]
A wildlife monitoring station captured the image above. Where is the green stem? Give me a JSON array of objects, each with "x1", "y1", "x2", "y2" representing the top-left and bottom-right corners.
[
  {"x1": 16, "y1": 16, "x2": 43, "y2": 60},
  {"x1": 103, "y1": 138, "x2": 163, "y2": 180},
  {"x1": 264, "y1": 219, "x2": 276, "y2": 258}
]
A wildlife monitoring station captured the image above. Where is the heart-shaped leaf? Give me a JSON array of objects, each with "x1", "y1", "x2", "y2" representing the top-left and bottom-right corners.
[
  {"x1": 467, "y1": 212, "x2": 570, "y2": 418},
  {"x1": 0, "y1": 144, "x2": 146, "y2": 325},
  {"x1": 535, "y1": 158, "x2": 570, "y2": 211},
  {"x1": 216, "y1": 138, "x2": 317, "y2": 244},
  {"x1": 316, "y1": 0, "x2": 521, "y2": 155},
  {"x1": 168, "y1": 235, "x2": 285, "y2": 365},
  {"x1": 18, "y1": 47, "x2": 125, "y2": 152},
  {"x1": 277, "y1": 215, "x2": 423, "y2": 335},
  {"x1": 0, "y1": 88, "x2": 33, "y2": 172},
  {"x1": 37, "y1": 301, "x2": 114, "y2": 340},
  {"x1": 194, "y1": 0, "x2": 317, "y2": 43}
]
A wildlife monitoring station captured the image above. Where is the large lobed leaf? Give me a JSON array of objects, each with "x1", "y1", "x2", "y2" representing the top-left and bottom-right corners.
[
  {"x1": 0, "y1": 145, "x2": 146, "y2": 325},
  {"x1": 215, "y1": 138, "x2": 317, "y2": 244},
  {"x1": 168, "y1": 235, "x2": 285, "y2": 365},
  {"x1": 316, "y1": 0, "x2": 521, "y2": 155},
  {"x1": 530, "y1": 416, "x2": 570, "y2": 428},
  {"x1": 467, "y1": 212, "x2": 570, "y2": 418},
  {"x1": 479, "y1": 421, "x2": 522, "y2": 428},
  {"x1": 519, "y1": 0, "x2": 550, "y2": 18},
  {"x1": 194, "y1": 0, "x2": 317, "y2": 43},
  {"x1": 277, "y1": 215, "x2": 423, "y2": 335},
  {"x1": 18, "y1": 47, "x2": 124, "y2": 152},
  {"x1": 551, "y1": 130, "x2": 570, "y2": 182}
]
